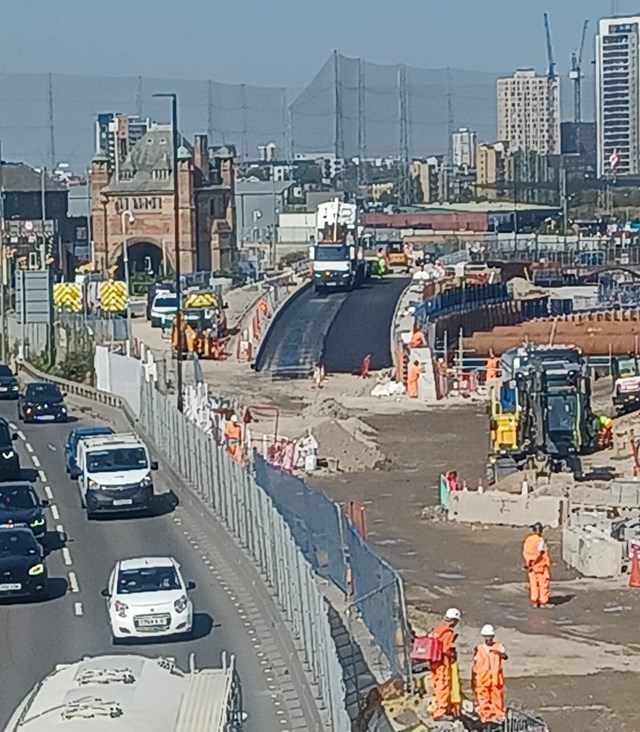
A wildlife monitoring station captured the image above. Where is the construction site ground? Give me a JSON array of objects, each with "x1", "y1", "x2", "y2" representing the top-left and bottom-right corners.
[{"x1": 131, "y1": 312, "x2": 640, "y2": 732}]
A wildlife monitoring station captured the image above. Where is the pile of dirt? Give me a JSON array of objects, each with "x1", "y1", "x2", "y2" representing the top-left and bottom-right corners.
[
  {"x1": 302, "y1": 397, "x2": 350, "y2": 420},
  {"x1": 310, "y1": 417, "x2": 388, "y2": 472}
]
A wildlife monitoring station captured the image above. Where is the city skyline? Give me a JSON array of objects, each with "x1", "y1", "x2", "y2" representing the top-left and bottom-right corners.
[{"x1": 1, "y1": 0, "x2": 638, "y2": 86}]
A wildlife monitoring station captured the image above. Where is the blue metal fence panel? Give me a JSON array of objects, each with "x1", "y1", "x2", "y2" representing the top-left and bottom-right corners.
[
  {"x1": 344, "y1": 519, "x2": 406, "y2": 675},
  {"x1": 253, "y1": 454, "x2": 409, "y2": 676},
  {"x1": 254, "y1": 455, "x2": 346, "y2": 590}
]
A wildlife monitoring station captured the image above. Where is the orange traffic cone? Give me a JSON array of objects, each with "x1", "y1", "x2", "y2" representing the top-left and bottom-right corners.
[{"x1": 630, "y1": 546, "x2": 640, "y2": 588}]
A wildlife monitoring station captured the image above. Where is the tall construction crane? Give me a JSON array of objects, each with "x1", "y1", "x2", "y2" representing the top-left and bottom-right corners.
[
  {"x1": 569, "y1": 20, "x2": 589, "y2": 126},
  {"x1": 543, "y1": 13, "x2": 557, "y2": 80},
  {"x1": 543, "y1": 13, "x2": 558, "y2": 156}
]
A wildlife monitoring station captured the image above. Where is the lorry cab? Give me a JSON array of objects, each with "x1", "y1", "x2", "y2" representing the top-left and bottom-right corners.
[
  {"x1": 612, "y1": 354, "x2": 640, "y2": 413},
  {"x1": 77, "y1": 434, "x2": 157, "y2": 518}
]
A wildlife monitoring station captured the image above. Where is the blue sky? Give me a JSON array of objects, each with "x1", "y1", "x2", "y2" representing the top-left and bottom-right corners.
[{"x1": 1, "y1": 0, "x2": 638, "y2": 85}]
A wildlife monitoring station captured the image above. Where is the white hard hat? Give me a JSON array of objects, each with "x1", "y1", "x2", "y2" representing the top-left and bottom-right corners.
[
  {"x1": 444, "y1": 608, "x2": 461, "y2": 621},
  {"x1": 230, "y1": 415, "x2": 239, "y2": 423},
  {"x1": 481, "y1": 624, "x2": 495, "y2": 637}
]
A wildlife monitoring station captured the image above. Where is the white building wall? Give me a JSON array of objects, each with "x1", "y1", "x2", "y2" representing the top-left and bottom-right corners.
[
  {"x1": 596, "y1": 16, "x2": 640, "y2": 177},
  {"x1": 497, "y1": 69, "x2": 560, "y2": 155},
  {"x1": 452, "y1": 128, "x2": 477, "y2": 167}
]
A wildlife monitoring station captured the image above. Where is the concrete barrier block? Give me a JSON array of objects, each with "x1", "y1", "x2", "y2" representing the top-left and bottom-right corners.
[
  {"x1": 563, "y1": 526, "x2": 625, "y2": 578},
  {"x1": 612, "y1": 480, "x2": 640, "y2": 507},
  {"x1": 447, "y1": 491, "x2": 564, "y2": 528}
]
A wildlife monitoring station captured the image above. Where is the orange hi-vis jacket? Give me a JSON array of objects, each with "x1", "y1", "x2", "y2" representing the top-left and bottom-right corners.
[
  {"x1": 431, "y1": 622, "x2": 457, "y2": 664},
  {"x1": 522, "y1": 533, "x2": 550, "y2": 573},
  {"x1": 472, "y1": 642, "x2": 506, "y2": 688},
  {"x1": 224, "y1": 422, "x2": 242, "y2": 444}
]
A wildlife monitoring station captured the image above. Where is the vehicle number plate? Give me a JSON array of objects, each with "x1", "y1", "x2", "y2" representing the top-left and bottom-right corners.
[
  {"x1": 38, "y1": 415, "x2": 55, "y2": 421},
  {"x1": 0, "y1": 583, "x2": 21, "y2": 591},
  {"x1": 139, "y1": 616, "x2": 167, "y2": 626},
  {"x1": 113, "y1": 499, "x2": 133, "y2": 506},
  {"x1": 0, "y1": 387, "x2": 7, "y2": 392}
]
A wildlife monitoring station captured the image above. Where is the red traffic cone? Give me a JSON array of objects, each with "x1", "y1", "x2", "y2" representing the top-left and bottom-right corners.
[{"x1": 630, "y1": 546, "x2": 640, "y2": 588}]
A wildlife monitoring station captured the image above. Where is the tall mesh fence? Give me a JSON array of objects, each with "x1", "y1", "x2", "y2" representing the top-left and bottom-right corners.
[
  {"x1": 0, "y1": 56, "x2": 594, "y2": 168},
  {"x1": 254, "y1": 453, "x2": 409, "y2": 678}
]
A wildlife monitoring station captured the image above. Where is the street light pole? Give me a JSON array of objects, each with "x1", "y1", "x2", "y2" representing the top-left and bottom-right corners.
[
  {"x1": 120, "y1": 210, "x2": 134, "y2": 351},
  {"x1": 153, "y1": 92, "x2": 183, "y2": 411}
]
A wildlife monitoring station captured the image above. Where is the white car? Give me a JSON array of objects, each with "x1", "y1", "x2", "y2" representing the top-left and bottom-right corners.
[
  {"x1": 150, "y1": 293, "x2": 179, "y2": 328},
  {"x1": 102, "y1": 556, "x2": 194, "y2": 643}
]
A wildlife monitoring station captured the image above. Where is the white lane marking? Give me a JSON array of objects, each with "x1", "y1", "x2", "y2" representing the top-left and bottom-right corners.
[
  {"x1": 39, "y1": 470, "x2": 47, "y2": 482},
  {"x1": 56, "y1": 524, "x2": 64, "y2": 534},
  {"x1": 44, "y1": 485, "x2": 53, "y2": 500},
  {"x1": 51, "y1": 504, "x2": 60, "y2": 520},
  {"x1": 32, "y1": 455, "x2": 40, "y2": 467},
  {"x1": 68, "y1": 571, "x2": 79, "y2": 593},
  {"x1": 8, "y1": 422, "x2": 16, "y2": 429},
  {"x1": 17, "y1": 431, "x2": 25, "y2": 441},
  {"x1": 74, "y1": 602, "x2": 83, "y2": 616},
  {"x1": 25, "y1": 443, "x2": 33, "y2": 453},
  {"x1": 62, "y1": 547, "x2": 72, "y2": 566},
  {"x1": 47, "y1": 444, "x2": 56, "y2": 451}
]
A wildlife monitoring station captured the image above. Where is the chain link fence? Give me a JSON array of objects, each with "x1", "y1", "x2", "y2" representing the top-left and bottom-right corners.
[
  {"x1": 254, "y1": 454, "x2": 409, "y2": 679},
  {"x1": 138, "y1": 379, "x2": 351, "y2": 731}
]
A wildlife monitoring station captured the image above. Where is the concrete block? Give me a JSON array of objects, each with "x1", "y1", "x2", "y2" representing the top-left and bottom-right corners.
[
  {"x1": 612, "y1": 480, "x2": 640, "y2": 507},
  {"x1": 562, "y1": 525, "x2": 625, "y2": 578},
  {"x1": 447, "y1": 491, "x2": 564, "y2": 528}
]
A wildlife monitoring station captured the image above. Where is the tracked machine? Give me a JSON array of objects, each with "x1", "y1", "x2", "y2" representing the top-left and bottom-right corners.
[{"x1": 487, "y1": 345, "x2": 595, "y2": 484}]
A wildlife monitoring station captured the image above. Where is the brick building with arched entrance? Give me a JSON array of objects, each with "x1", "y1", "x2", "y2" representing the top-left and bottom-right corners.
[{"x1": 90, "y1": 126, "x2": 236, "y2": 276}]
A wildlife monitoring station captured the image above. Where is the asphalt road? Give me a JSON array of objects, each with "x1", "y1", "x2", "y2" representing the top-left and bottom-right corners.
[
  {"x1": 256, "y1": 276, "x2": 410, "y2": 376},
  {"x1": 323, "y1": 276, "x2": 410, "y2": 373},
  {"x1": 0, "y1": 399, "x2": 321, "y2": 731}
]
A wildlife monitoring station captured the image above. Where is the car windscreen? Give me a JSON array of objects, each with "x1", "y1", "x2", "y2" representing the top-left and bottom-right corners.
[
  {"x1": 0, "y1": 487, "x2": 36, "y2": 510},
  {"x1": 0, "y1": 365, "x2": 13, "y2": 378},
  {"x1": 315, "y1": 245, "x2": 349, "y2": 261},
  {"x1": 117, "y1": 566, "x2": 181, "y2": 594},
  {"x1": 154, "y1": 297, "x2": 178, "y2": 309},
  {"x1": 0, "y1": 531, "x2": 38, "y2": 556},
  {"x1": 87, "y1": 447, "x2": 148, "y2": 473},
  {"x1": 26, "y1": 384, "x2": 61, "y2": 401}
]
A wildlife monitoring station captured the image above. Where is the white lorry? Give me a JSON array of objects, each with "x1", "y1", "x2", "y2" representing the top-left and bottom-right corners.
[
  {"x1": 76, "y1": 433, "x2": 157, "y2": 518},
  {"x1": 3, "y1": 652, "x2": 245, "y2": 732},
  {"x1": 309, "y1": 199, "x2": 366, "y2": 294}
]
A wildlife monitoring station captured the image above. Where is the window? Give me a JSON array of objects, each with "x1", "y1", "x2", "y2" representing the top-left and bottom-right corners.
[{"x1": 117, "y1": 566, "x2": 181, "y2": 594}]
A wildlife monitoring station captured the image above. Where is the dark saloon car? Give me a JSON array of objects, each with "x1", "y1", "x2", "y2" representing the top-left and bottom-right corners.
[
  {"x1": 18, "y1": 383, "x2": 68, "y2": 423},
  {"x1": 0, "y1": 483, "x2": 49, "y2": 540},
  {"x1": 0, "y1": 420, "x2": 20, "y2": 481},
  {"x1": 65, "y1": 426, "x2": 114, "y2": 479},
  {"x1": 0, "y1": 526, "x2": 48, "y2": 600},
  {"x1": 0, "y1": 364, "x2": 19, "y2": 399}
]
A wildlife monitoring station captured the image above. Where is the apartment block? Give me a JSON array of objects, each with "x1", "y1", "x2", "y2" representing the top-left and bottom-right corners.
[
  {"x1": 596, "y1": 16, "x2": 640, "y2": 177},
  {"x1": 497, "y1": 69, "x2": 560, "y2": 156}
]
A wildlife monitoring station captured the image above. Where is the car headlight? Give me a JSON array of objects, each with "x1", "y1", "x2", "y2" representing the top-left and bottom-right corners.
[
  {"x1": 140, "y1": 475, "x2": 152, "y2": 488},
  {"x1": 28, "y1": 563, "x2": 44, "y2": 576},
  {"x1": 11, "y1": 385, "x2": 18, "y2": 391},
  {"x1": 61, "y1": 406, "x2": 67, "y2": 412},
  {"x1": 88, "y1": 478, "x2": 98, "y2": 490},
  {"x1": 2, "y1": 450, "x2": 14, "y2": 459},
  {"x1": 174, "y1": 595, "x2": 188, "y2": 613},
  {"x1": 30, "y1": 517, "x2": 45, "y2": 527},
  {"x1": 114, "y1": 600, "x2": 128, "y2": 618}
]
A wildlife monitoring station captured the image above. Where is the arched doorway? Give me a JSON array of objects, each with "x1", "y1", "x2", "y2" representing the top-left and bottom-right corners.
[{"x1": 116, "y1": 241, "x2": 166, "y2": 279}]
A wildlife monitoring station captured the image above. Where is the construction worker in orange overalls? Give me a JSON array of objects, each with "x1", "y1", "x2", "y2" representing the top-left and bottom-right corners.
[
  {"x1": 407, "y1": 360, "x2": 421, "y2": 398},
  {"x1": 472, "y1": 624, "x2": 508, "y2": 726},
  {"x1": 428, "y1": 608, "x2": 461, "y2": 721},
  {"x1": 522, "y1": 522, "x2": 551, "y2": 608},
  {"x1": 224, "y1": 414, "x2": 243, "y2": 463},
  {"x1": 485, "y1": 348, "x2": 500, "y2": 382}
]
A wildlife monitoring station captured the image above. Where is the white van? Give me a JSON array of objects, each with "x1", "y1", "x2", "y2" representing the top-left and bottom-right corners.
[{"x1": 77, "y1": 434, "x2": 158, "y2": 518}]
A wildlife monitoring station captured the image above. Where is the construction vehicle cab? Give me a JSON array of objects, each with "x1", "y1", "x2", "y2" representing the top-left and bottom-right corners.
[
  {"x1": 487, "y1": 345, "x2": 594, "y2": 484},
  {"x1": 611, "y1": 354, "x2": 640, "y2": 414},
  {"x1": 385, "y1": 241, "x2": 408, "y2": 269}
]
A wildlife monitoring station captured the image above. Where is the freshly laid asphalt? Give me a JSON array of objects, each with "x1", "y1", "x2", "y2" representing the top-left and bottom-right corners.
[
  {"x1": 257, "y1": 276, "x2": 410, "y2": 376},
  {"x1": 0, "y1": 398, "x2": 323, "y2": 731}
]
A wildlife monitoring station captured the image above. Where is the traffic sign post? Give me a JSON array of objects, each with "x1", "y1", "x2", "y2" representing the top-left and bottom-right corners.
[{"x1": 15, "y1": 270, "x2": 55, "y2": 362}]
